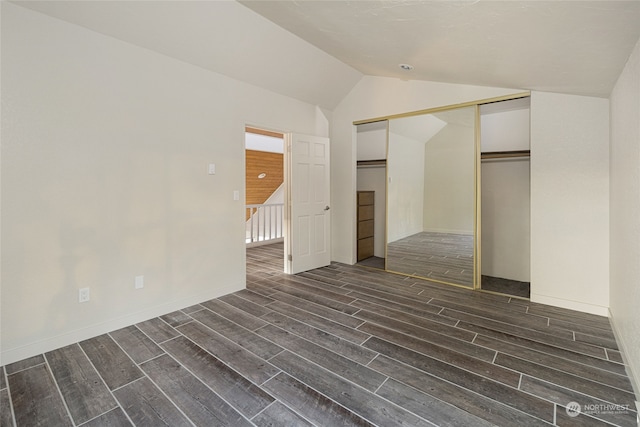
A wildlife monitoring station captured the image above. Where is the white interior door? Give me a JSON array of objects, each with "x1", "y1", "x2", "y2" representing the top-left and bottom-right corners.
[{"x1": 285, "y1": 133, "x2": 331, "y2": 274}]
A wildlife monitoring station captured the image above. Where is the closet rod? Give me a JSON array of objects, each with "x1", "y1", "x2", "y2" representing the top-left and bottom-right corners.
[{"x1": 481, "y1": 150, "x2": 530, "y2": 160}]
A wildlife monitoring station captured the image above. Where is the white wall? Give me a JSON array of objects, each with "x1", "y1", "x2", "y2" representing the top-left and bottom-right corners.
[
  {"x1": 530, "y1": 91, "x2": 610, "y2": 315},
  {"x1": 423, "y1": 124, "x2": 475, "y2": 234},
  {"x1": 480, "y1": 108, "x2": 531, "y2": 282},
  {"x1": 331, "y1": 75, "x2": 522, "y2": 265},
  {"x1": 481, "y1": 160, "x2": 531, "y2": 281},
  {"x1": 356, "y1": 125, "x2": 387, "y2": 161},
  {"x1": 481, "y1": 109, "x2": 531, "y2": 151},
  {"x1": 356, "y1": 167, "x2": 386, "y2": 257},
  {"x1": 610, "y1": 37, "x2": 640, "y2": 399},
  {"x1": 1, "y1": 4, "x2": 326, "y2": 364},
  {"x1": 386, "y1": 132, "x2": 425, "y2": 242}
]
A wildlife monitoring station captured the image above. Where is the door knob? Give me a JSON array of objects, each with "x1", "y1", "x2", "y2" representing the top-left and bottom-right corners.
[{"x1": 324, "y1": 206, "x2": 330, "y2": 211}]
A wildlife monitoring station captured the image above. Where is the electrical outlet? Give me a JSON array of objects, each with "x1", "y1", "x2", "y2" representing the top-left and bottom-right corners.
[
  {"x1": 79, "y1": 287, "x2": 90, "y2": 303},
  {"x1": 135, "y1": 275, "x2": 144, "y2": 289}
]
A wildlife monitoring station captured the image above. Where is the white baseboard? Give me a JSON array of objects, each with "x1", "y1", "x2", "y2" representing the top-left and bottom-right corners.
[
  {"x1": 529, "y1": 293, "x2": 609, "y2": 316},
  {"x1": 0, "y1": 283, "x2": 244, "y2": 366}
]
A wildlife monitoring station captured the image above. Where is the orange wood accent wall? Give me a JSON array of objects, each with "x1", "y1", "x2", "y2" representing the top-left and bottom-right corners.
[{"x1": 245, "y1": 149, "x2": 284, "y2": 219}]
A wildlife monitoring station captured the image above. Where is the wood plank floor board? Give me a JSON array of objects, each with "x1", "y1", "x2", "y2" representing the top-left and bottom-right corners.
[
  {"x1": 354, "y1": 306, "x2": 477, "y2": 344},
  {"x1": 79, "y1": 334, "x2": 144, "y2": 390},
  {"x1": 430, "y1": 298, "x2": 556, "y2": 333},
  {"x1": 459, "y1": 321, "x2": 627, "y2": 376},
  {"x1": 112, "y1": 377, "x2": 191, "y2": 427},
  {"x1": 262, "y1": 372, "x2": 375, "y2": 427},
  {"x1": 376, "y1": 377, "x2": 495, "y2": 427},
  {"x1": 190, "y1": 309, "x2": 283, "y2": 360},
  {"x1": 336, "y1": 270, "x2": 425, "y2": 293},
  {"x1": 135, "y1": 318, "x2": 180, "y2": 344},
  {"x1": 266, "y1": 291, "x2": 363, "y2": 329},
  {"x1": 269, "y1": 351, "x2": 434, "y2": 427},
  {"x1": 369, "y1": 354, "x2": 551, "y2": 426},
  {"x1": 45, "y1": 344, "x2": 117, "y2": 425},
  {"x1": 232, "y1": 289, "x2": 276, "y2": 306},
  {"x1": 574, "y1": 331, "x2": 619, "y2": 351},
  {"x1": 520, "y1": 376, "x2": 637, "y2": 427},
  {"x1": 346, "y1": 290, "x2": 450, "y2": 320},
  {"x1": 254, "y1": 324, "x2": 387, "y2": 392},
  {"x1": 474, "y1": 335, "x2": 633, "y2": 392},
  {"x1": 554, "y1": 408, "x2": 613, "y2": 427},
  {"x1": 79, "y1": 407, "x2": 132, "y2": 427},
  {"x1": 350, "y1": 299, "x2": 463, "y2": 333},
  {"x1": 140, "y1": 354, "x2": 253, "y2": 427},
  {"x1": 218, "y1": 294, "x2": 274, "y2": 318},
  {"x1": 200, "y1": 298, "x2": 269, "y2": 331},
  {"x1": 109, "y1": 326, "x2": 165, "y2": 365},
  {"x1": 297, "y1": 270, "x2": 360, "y2": 290},
  {"x1": 159, "y1": 311, "x2": 193, "y2": 328},
  {"x1": 607, "y1": 349, "x2": 624, "y2": 364},
  {"x1": 176, "y1": 321, "x2": 281, "y2": 385},
  {"x1": 1, "y1": 388, "x2": 15, "y2": 427},
  {"x1": 5, "y1": 355, "x2": 45, "y2": 375},
  {"x1": 161, "y1": 336, "x2": 275, "y2": 418},
  {"x1": 264, "y1": 300, "x2": 370, "y2": 345},
  {"x1": 342, "y1": 283, "x2": 447, "y2": 314},
  {"x1": 549, "y1": 318, "x2": 617, "y2": 341},
  {"x1": 181, "y1": 304, "x2": 205, "y2": 315},
  {"x1": 250, "y1": 401, "x2": 313, "y2": 427},
  {"x1": 7, "y1": 364, "x2": 73, "y2": 427},
  {"x1": 268, "y1": 273, "x2": 353, "y2": 296},
  {"x1": 5, "y1": 243, "x2": 637, "y2": 427},
  {"x1": 526, "y1": 304, "x2": 612, "y2": 329},
  {"x1": 451, "y1": 315, "x2": 608, "y2": 360},
  {"x1": 260, "y1": 311, "x2": 377, "y2": 365},
  {"x1": 361, "y1": 326, "x2": 519, "y2": 387},
  {"x1": 494, "y1": 353, "x2": 636, "y2": 406},
  {"x1": 363, "y1": 337, "x2": 548, "y2": 417},
  {"x1": 269, "y1": 284, "x2": 360, "y2": 314}
]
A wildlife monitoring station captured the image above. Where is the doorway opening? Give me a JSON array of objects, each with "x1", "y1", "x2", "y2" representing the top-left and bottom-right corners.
[{"x1": 244, "y1": 126, "x2": 285, "y2": 273}]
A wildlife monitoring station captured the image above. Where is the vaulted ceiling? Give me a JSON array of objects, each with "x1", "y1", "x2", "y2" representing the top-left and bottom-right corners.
[{"x1": 12, "y1": 1, "x2": 640, "y2": 109}]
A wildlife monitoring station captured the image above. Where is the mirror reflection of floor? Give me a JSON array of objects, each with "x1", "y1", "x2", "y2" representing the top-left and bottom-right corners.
[
  {"x1": 386, "y1": 231, "x2": 473, "y2": 287},
  {"x1": 481, "y1": 275, "x2": 530, "y2": 298},
  {"x1": 356, "y1": 256, "x2": 385, "y2": 269}
]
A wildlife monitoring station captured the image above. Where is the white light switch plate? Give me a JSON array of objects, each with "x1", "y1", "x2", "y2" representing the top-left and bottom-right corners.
[{"x1": 208, "y1": 163, "x2": 216, "y2": 175}]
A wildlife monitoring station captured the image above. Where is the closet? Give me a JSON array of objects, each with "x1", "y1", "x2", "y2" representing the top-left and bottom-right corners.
[
  {"x1": 480, "y1": 97, "x2": 531, "y2": 298},
  {"x1": 353, "y1": 93, "x2": 532, "y2": 298}
]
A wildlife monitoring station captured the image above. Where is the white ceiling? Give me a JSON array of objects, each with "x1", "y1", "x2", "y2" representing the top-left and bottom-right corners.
[
  {"x1": 12, "y1": 1, "x2": 640, "y2": 109},
  {"x1": 241, "y1": 0, "x2": 640, "y2": 98}
]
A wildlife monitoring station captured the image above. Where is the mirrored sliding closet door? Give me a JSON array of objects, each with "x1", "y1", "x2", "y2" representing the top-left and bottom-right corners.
[{"x1": 386, "y1": 106, "x2": 477, "y2": 288}]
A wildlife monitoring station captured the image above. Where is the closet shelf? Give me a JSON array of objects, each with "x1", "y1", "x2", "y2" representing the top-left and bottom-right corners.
[
  {"x1": 357, "y1": 159, "x2": 387, "y2": 167},
  {"x1": 481, "y1": 150, "x2": 530, "y2": 160}
]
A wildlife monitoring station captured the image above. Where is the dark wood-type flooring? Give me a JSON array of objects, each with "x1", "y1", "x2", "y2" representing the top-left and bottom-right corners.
[
  {"x1": 387, "y1": 231, "x2": 474, "y2": 287},
  {"x1": 1, "y1": 242, "x2": 637, "y2": 426},
  {"x1": 482, "y1": 275, "x2": 531, "y2": 299}
]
